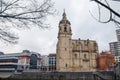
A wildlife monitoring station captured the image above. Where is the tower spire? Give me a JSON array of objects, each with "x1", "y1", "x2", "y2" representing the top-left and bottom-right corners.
[{"x1": 62, "y1": 9, "x2": 67, "y2": 20}]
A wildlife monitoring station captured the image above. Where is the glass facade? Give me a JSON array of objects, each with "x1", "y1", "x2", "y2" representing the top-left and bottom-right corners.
[
  {"x1": 0, "y1": 58, "x2": 18, "y2": 63},
  {"x1": 49, "y1": 57, "x2": 56, "y2": 66},
  {"x1": 110, "y1": 29, "x2": 120, "y2": 65},
  {"x1": 116, "y1": 29, "x2": 120, "y2": 41},
  {"x1": 0, "y1": 64, "x2": 17, "y2": 69},
  {"x1": 30, "y1": 54, "x2": 38, "y2": 69},
  {"x1": 0, "y1": 58, "x2": 18, "y2": 72},
  {"x1": 0, "y1": 50, "x2": 41, "y2": 72},
  {"x1": 109, "y1": 42, "x2": 120, "y2": 56},
  {"x1": 48, "y1": 54, "x2": 56, "y2": 71}
]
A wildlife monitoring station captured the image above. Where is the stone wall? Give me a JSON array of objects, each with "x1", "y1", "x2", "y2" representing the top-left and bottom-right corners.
[{"x1": 6, "y1": 71, "x2": 114, "y2": 80}]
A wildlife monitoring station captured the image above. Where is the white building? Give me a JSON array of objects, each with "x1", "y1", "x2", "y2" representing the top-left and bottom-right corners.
[{"x1": 40, "y1": 55, "x2": 49, "y2": 71}]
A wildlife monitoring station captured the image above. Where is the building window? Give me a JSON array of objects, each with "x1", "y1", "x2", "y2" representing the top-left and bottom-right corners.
[
  {"x1": 94, "y1": 42, "x2": 97, "y2": 47},
  {"x1": 84, "y1": 41, "x2": 88, "y2": 46},
  {"x1": 66, "y1": 64, "x2": 67, "y2": 68},
  {"x1": 84, "y1": 54, "x2": 87, "y2": 59},
  {"x1": 95, "y1": 55, "x2": 97, "y2": 58},
  {"x1": 64, "y1": 27, "x2": 67, "y2": 32},
  {"x1": 74, "y1": 54, "x2": 77, "y2": 59},
  {"x1": 65, "y1": 48, "x2": 67, "y2": 51}
]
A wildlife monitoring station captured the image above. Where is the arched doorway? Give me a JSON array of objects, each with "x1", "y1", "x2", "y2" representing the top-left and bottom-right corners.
[{"x1": 30, "y1": 54, "x2": 37, "y2": 69}]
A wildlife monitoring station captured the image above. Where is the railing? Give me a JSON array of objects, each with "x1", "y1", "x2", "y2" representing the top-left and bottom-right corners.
[{"x1": 93, "y1": 72, "x2": 108, "y2": 80}]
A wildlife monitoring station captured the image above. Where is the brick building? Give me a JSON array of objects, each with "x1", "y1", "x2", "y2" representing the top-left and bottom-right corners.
[{"x1": 96, "y1": 51, "x2": 115, "y2": 71}]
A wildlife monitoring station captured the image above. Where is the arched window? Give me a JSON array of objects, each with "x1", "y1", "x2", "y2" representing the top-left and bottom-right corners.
[
  {"x1": 66, "y1": 64, "x2": 67, "y2": 68},
  {"x1": 74, "y1": 54, "x2": 77, "y2": 59},
  {"x1": 84, "y1": 54, "x2": 87, "y2": 59},
  {"x1": 64, "y1": 27, "x2": 67, "y2": 32}
]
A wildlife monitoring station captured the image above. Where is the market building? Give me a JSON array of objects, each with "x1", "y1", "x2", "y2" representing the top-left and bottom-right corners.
[{"x1": 0, "y1": 50, "x2": 41, "y2": 72}]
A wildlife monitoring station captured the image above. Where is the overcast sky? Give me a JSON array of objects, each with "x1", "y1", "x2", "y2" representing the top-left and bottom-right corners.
[{"x1": 0, "y1": 0, "x2": 119, "y2": 55}]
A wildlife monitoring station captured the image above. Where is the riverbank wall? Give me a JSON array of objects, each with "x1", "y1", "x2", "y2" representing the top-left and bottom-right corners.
[{"x1": 0, "y1": 71, "x2": 114, "y2": 80}]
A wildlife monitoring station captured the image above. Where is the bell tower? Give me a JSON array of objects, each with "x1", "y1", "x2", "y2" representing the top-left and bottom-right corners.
[
  {"x1": 56, "y1": 10, "x2": 72, "y2": 71},
  {"x1": 58, "y1": 10, "x2": 72, "y2": 37}
]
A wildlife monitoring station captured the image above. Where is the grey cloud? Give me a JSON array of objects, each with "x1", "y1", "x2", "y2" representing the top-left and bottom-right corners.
[{"x1": 0, "y1": 0, "x2": 119, "y2": 54}]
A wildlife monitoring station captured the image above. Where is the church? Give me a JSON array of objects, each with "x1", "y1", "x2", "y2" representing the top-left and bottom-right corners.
[{"x1": 56, "y1": 11, "x2": 98, "y2": 72}]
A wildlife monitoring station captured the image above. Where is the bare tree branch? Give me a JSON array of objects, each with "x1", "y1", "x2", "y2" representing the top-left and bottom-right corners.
[
  {"x1": 0, "y1": 0, "x2": 55, "y2": 44},
  {"x1": 91, "y1": 0, "x2": 120, "y2": 18},
  {"x1": 90, "y1": 0, "x2": 112, "y2": 23},
  {"x1": 90, "y1": 0, "x2": 120, "y2": 26}
]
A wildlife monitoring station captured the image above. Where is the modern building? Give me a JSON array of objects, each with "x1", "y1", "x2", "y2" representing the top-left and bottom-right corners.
[
  {"x1": 96, "y1": 51, "x2": 115, "y2": 71},
  {"x1": 0, "y1": 50, "x2": 41, "y2": 72},
  {"x1": 116, "y1": 29, "x2": 120, "y2": 42},
  {"x1": 48, "y1": 53, "x2": 56, "y2": 71},
  {"x1": 109, "y1": 29, "x2": 120, "y2": 62},
  {"x1": 40, "y1": 55, "x2": 49, "y2": 71},
  {"x1": 40, "y1": 54, "x2": 56, "y2": 71},
  {"x1": 109, "y1": 42, "x2": 120, "y2": 56},
  {"x1": 56, "y1": 11, "x2": 98, "y2": 72}
]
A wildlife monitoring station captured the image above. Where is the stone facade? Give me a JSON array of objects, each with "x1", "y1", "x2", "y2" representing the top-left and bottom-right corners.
[{"x1": 56, "y1": 11, "x2": 98, "y2": 72}]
